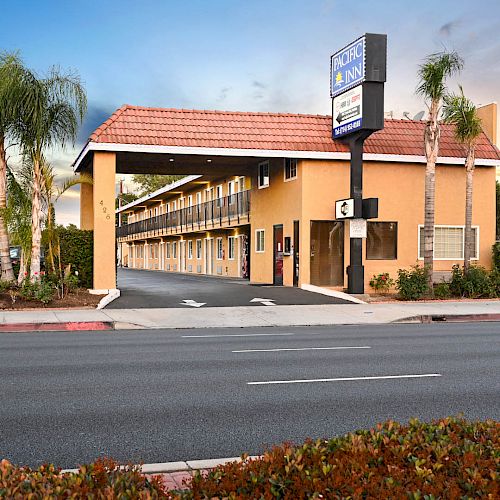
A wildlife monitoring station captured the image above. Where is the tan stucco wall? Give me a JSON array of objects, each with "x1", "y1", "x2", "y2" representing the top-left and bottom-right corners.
[
  {"x1": 249, "y1": 158, "x2": 302, "y2": 285},
  {"x1": 477, "y1": 103, "x2": 498, "y2": 146},
  {"x1": 80, "y1": 178, "x2": 94, "y2": 230}
]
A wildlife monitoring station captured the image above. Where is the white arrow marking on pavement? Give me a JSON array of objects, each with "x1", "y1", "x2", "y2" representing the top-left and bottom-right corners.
[
  {"x1": 250, "y1": 297, "x2": 276, "y2": 306},
  {"x1": 180, "y1": 299, "x2": 206, "y2": 308},
  {"x1": 248, "y1": 373, "x2": 442, "y2": 386}
]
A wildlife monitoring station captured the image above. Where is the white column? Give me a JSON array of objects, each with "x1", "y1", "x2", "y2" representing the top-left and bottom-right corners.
[
  {"x1": 160, "y1": 241, "x2": 165, "y2": 271},
  {"x1": 131, "y1": 243, "x2": 135, "y2": 268},
  {"x1": 145, "y1": 242, "x2": 149, "y2": 269}
]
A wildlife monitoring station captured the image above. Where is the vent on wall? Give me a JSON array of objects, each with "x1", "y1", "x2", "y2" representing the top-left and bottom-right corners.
[
  {"x1": 216, "y1": 266, "x2": 223, "y2": 275},
  {"x1": 174, "y1": 264, "x2": 177, "y2": 271},
  {"x1": 197, "y1": 265, "x2": 202, "y2": 273},
  {"x1": 167, "y1": 264, "x2": 170, "y2": 271},
  {"x1": 188, "y1": 265, "x2": 192, "y2": 272}
]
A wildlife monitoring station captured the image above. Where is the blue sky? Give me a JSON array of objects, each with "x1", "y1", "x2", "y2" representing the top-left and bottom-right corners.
[{"x1": 1, "y1": 0, "x2": 499, "y2": 224}]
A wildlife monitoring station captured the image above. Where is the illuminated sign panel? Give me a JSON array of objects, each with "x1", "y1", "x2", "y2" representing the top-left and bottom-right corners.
[{"x1": 330, "y1": 36, "x2": 365, "y2": 97}]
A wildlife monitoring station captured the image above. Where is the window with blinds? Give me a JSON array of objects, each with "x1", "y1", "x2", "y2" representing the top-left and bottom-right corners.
[{"x1": 418, "y1": 226, "x2": 478, "y2": 259}]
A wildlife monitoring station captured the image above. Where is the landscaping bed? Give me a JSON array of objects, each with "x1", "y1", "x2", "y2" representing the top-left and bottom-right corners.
[
  {"x1": 0, "y1": 288, "x2": 103, "y2": 310},
  {"x1": 1, "y1": 417, "x2": 498, "y2": 498}
]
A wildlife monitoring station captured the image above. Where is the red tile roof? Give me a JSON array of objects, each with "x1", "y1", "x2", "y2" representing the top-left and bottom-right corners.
[{"x1": 89, "y1": 105, "x2": 499, "y2": 160}]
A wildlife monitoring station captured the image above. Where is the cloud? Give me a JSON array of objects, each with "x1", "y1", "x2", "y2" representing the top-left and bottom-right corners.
[
  {"x1": 216, "y1": 87, "x2": 231, "y2": 103},
  {"x1": 439, "y1": 20, "x2": 459, "y2": 37},
  {"x1": 252, "y1": 80, "x2": 267, "y2": 89},
  {"x1": 77, "y1": 103, "x2": 116, "y2": 145}
]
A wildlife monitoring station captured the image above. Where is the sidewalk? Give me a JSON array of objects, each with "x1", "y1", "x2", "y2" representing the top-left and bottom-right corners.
[{"x1": 1, "y1": 300, "x2": 500, "y2": 330}]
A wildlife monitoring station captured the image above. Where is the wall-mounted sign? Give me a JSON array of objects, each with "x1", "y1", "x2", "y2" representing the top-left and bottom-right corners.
[
  {"x1": 330, "y1": 36, "x2": 365, "y2": 98},
  {"x1": 349, "y1": 218, "x2": 367, "y2": 238},
  {"x1": 335, "y1": 198, "x2": 355, "y2": 219},
  {"x1": 332, "y1": 85, "x2": 363, "y2": 138}
]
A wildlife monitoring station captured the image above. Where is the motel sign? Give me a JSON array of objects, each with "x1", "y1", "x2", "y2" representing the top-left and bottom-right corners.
[{"x1": 330, "y1": 37, "x2": 365, "y2": 97}]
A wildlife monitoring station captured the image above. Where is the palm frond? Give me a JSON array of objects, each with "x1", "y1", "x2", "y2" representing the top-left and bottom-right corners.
[{"x1": 416, "y1": 51, "x2": 464, "y2": 101}]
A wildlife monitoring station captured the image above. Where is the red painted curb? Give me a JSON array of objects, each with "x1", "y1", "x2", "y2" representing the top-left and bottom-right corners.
[{"x1": 0, "y1": 322, "x2": 114, "y2": 332}]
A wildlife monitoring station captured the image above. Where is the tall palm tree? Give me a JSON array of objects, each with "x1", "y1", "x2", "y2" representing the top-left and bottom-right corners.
[
  {"x1": 442, "y1": 87, "x2": 482, "y2": 271},
  {"x1": 416, "y1": 51, "x2": 463, "y2": 291},
  {"x1": 16, "y1": 67, "x2": 87, "y2": 279},
  {"x1": 0, "y1": 52, "x2": 27, "y2": 281}
]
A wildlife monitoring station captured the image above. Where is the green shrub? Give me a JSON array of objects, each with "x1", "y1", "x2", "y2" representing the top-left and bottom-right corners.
[
  {"x1": 450, "y1": 264, "x2": 495, "y2": 298},
  {"x1": 493, "y1": 242, "x2": 500, "y2": 271},
  {"x1": 0, "y1": 458, "x2": 166, "y2": 498},
  {"x1": 18, "y1": 278, "x2": 55, "y2": 304},
  {"x1": 0, "y1": 280, "x2": 12, "y2": 293},
  {"x1": 396, "y1": 264, "x2": 429, "y2": 300},
  {"x1": 173, "y1": 417, "x2": 499, "y2": 499},
  {"x1": 56, "y1": 225, "x2": 93, "y2": 289},
  {"x1": 369, "y1": 272, "x2": 394, "y2": 293},
  {"x1": 434, "y1": 282, "x2": 451, "y2": 299}
]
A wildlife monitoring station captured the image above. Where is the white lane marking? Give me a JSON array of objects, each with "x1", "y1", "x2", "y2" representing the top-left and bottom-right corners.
[
  {"x1": 248, "y1": 373, "x2": 442, "y2": 385},
  {"x1": 250, "y1": 297, "x2": 276, "y2": 306},
  {"x1": 182, "y1": 333, "x2": 295, "y2": 338},
  {"x1": 180, "y1": 299, "x2": 206, "y2": 308},
  {"x1": 233, "y1": 346, "x2": 371, "y2": 353}
]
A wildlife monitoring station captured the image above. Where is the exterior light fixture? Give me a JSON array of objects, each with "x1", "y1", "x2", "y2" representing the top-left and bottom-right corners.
[
  {"x1": 206, "y1": 159, "x2": 212, "y2": 163},
  {"x1": 169, "y1": 158, "x2": 175, "y2": 162}
]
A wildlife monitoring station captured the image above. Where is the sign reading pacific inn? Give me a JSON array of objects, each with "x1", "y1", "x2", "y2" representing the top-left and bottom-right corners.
[{"x1": 331, "y1": 33, "x2": 387, "y2": 293}]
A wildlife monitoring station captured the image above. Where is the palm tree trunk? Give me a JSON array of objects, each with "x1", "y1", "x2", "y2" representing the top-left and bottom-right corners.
[
  {"x1": 423, "y1": 99, "x2": 440, "y2": 293},
  {"x1": 0, "y1": 138, "x2": 15, "y2": 281},
  {"x1": 17, "y1": 250, "x2": 27, "y2": 285},
  {"x1": 30, "y1": 155, "x2": 42, "y2": 280},
  {"x1": 464, "y1": 148, "x2": 475, "y2": 272}
]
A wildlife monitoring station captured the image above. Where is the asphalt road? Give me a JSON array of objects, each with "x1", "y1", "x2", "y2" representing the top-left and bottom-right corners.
[
  {"x1": 108, "y1": 268, "x2": 350, "y2": 308},
  {"x1": 1, "y1": 322, "x2": 499, "y2": 468}
]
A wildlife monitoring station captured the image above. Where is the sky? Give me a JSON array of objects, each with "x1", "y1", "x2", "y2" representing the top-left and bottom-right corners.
[{"x1": 1, "y1": 0, "x2": 499, "y2": 225}]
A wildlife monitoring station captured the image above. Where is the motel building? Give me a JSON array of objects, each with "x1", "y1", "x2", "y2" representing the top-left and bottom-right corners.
[{"x1": 75, "y1": 103, "x2": 499, "y2": 293}]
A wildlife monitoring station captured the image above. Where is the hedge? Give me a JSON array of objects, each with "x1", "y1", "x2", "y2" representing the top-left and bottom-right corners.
[
  {"x1": 177, "y1": 417, "x2": 499, "y2": 499},
  {"x1": 57, "y1": 225, "x2": 93, "y2": 289},
  {"x1": 1, "y1": 418, "x2": 497, "y2": 498}
]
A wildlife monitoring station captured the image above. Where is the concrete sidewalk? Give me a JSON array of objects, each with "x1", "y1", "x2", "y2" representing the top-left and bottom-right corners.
[{"x1": 1, "y1": 300, "x2": 500, "y2": 330}]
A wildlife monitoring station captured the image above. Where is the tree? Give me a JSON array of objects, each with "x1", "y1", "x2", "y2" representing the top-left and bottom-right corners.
[
  {"x1": 15, "y1": 66, "x2": 87, "y2": 279},
  {"x1": 416, "y1": 51, "x2": 463, "y2": 291},
  {"x1": 132, "y1": 174, "x2": 184, "y2": 196},
  {"x1": 0, "y1": 52, "x2": 27, "y2": 281},
  {"x1": 442, "y1": 87, "x2": 483, "y2": 271}
]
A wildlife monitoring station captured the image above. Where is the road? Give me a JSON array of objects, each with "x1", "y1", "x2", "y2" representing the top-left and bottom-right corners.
[
  {"x1": 0, "y1": 322, "x2": 499, "y2": 468},
  {"x1": 108, "y1": 268, "x2": 350, "y2": 308}
]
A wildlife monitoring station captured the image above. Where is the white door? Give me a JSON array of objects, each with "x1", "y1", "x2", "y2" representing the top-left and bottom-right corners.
[
  {"x1": 205, "y1": 238, "x2": 212, "y2": 275},
  {"x1": 180, "y1": 241, "x2": 186, "y2": 272}
]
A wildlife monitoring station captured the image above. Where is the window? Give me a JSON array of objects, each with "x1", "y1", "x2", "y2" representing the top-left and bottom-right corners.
[
  {"x1": 172, "y1": 241, "x2": 177, "y2": 258},
  {"x1": 188, "y1": 240, "x2": 193, "y2": 259},
  {"x1": 228, "y1": 236, "x2": 235, "y2": 260},
  {"x1": 284, "y1": 158, "x2": 298, "y2": 180},
  {"x1": 228, "y1": 181, "x2": 235, "y2": 205},
  {"x1": 172, "y1": 200, "x2": 177, "y2": 211},
  {"x1": 418, "y1": 225, "x2": 478, "y2": 260},
  {"x1": 216, "y1": 237, "x2": 223, "y2": 260},
  {"x1": 238, "y1": 176, "x2": 246, "y2": 192},
  {"x1": 256, "y1": 229, "x2": 265, "y2": 252},
  {"x1": 154, "y1": 207, "x2": 158, "y2": 217},
  {"x1": 166, "y1": 242, "x2": 171, "y2": 258},
  {"x1": 216, "y1": 185, "x2": 223, "y2": 208},
  {"x1": 367, "y1": 222, "x2": 397, "y2": 260},
  {"x1": 258, "y1": 161, "x2": 269, "y2": 188},
  {"x1": 188, "y1": 195, "x2": 193, "y2": 215},
  {"x1": 196, "y1": 192, "x2": 202, "y2": 205},
  {"x1": 196, "y1": 239, "x2": 202, "y2": 259}
]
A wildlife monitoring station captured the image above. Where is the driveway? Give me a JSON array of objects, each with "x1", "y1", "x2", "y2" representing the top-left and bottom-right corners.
[{"x1": 107, "y1": 268, "x2": 351, "y2": 308}]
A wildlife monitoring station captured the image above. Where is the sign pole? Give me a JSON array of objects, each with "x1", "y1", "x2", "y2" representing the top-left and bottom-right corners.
[{"x1": 347, "y1": 133, "x2": 368, "y2": 294}]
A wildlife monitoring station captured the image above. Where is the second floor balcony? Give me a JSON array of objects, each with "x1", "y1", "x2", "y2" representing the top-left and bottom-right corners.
[{"x1": 117, "y1": 189, "x2": 251, "y2": 240}]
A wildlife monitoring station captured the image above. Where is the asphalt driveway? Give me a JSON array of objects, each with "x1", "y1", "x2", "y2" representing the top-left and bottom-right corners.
[{"x1": 107, "y1": 268, "x2": 351, "y2": 308}]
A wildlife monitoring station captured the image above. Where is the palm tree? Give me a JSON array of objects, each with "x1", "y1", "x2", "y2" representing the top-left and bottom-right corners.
[
  {"x1": 16, "y1": 67, "x2": 87, "y2": 279},
  {"x1": 442, "y1": 87, "x2": 482, "y2": 271},
  {"x1": 0, "y1": 52, "x2": 27, "y2": 281},
  {"x1": 416, "y1": 51, "x2": 463, "y2": 291}
]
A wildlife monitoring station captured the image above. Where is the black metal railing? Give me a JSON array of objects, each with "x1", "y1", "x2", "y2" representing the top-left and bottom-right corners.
[{"x1": 117, "y1": 190, "x2": 251, "y2": 238}]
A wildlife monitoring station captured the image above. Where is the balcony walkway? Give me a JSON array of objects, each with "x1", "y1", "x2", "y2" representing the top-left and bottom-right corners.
[{"x1": 118, "y1": 190, "x2": 250, "y2": 240}]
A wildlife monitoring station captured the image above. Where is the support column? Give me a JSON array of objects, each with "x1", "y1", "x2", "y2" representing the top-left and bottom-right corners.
[
  {"x1": 80, "y1": 177, "x2": 94, "y2": 230},
  {"x1": 145, "y1": 242, "x2": 149, "y2": 269},
  {"x1": 92, "y1": 152, "x2": 116, "y2": 291},
  {"x1": 131, "y1": 243, "x2": 135, "y2": 268},
  {"x1": 160, "y1": 241, "x2": 165, "y2": 271}
]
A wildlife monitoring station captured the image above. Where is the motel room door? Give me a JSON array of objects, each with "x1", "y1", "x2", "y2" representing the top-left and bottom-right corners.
[
  {"x1": 273, "y1": 224, "x2": 284, "y2": 286},
  {"x1": 180, "y1": 241, "x2": 186, "y2": 272}
]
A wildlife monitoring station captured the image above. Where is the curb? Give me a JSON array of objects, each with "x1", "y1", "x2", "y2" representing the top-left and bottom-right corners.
[
  {"x1": 61, "y1": 456, "x2": 261, "y2": 475},
  {"x1": 0, "y1": 321, "x2": 114, "y2": 332},
  {"x1": 300, "y1": 284, "x2": 366, "y2": 304},
  {"x1": 97, "y1": 289, "x2": 121, "y2": 310},
  {"x1": 394, "y1": 313, "x2": 500, "y2": 324}
]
